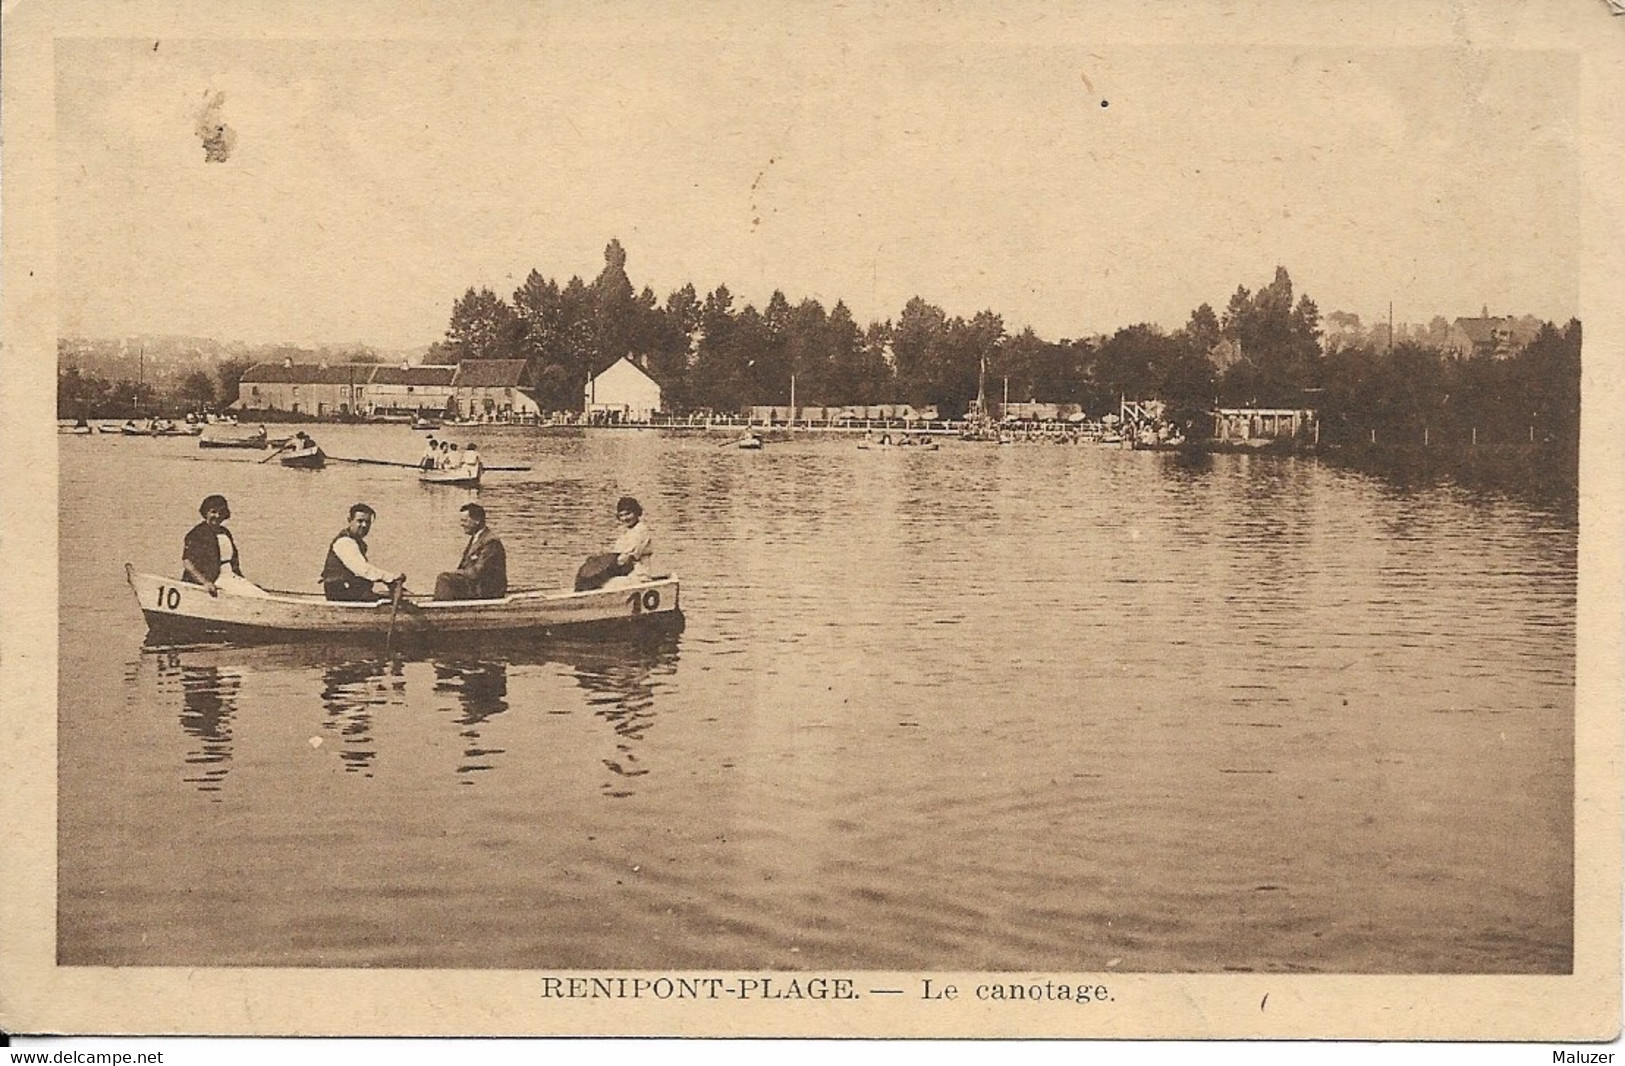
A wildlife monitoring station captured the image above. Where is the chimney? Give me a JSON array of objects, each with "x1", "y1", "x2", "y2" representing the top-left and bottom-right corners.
[
  {"x1": 401, "y1": 361, "x2": 410, "y2": 370},
  {"x1": 283, "y1": 357, "x2": 293, "y2": 368}
]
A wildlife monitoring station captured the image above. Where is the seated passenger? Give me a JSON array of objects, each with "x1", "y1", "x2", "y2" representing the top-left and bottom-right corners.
[
  {"x1": 433, "y1": 503, "x2": 507, "y2": 600},
  {"x1": 182, "y1": 493, "x2": 269, "y2": 598},
  {"x1": 573, "y1": 496, "x2": 654, "y2": 591},
  {"x1": 604, "y1": 495, "x2": 652, "y2": 587}
]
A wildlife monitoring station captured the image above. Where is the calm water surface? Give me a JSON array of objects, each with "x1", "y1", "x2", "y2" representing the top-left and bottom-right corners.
[{"x1": 58, "y1": 426, "x2": 1575, "y2": 972}]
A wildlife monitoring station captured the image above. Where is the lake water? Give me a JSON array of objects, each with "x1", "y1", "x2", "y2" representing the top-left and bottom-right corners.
[{"x1": 57, "y1": 425, "x2": 1575, "y2": 972}]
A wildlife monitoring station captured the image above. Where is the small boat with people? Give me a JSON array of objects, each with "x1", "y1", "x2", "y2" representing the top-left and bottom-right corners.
[
  {"x1": 411, "y1": 416, "x2": 442, "y2": 431},
  {"x1": 121, "y1": 418, "x2": 175, "y2": 436},
  {"x1": 126, "y1": 564, "x2": 681, "y2": 643},
  {"x1": 858, "y1": 432, "x2": 939, "y2": 451},
  {"x1": 276, "y1": 432, "x2": 326, "y2": 469},
  {"x1": 199, "y1": 423, "x2": 270, "y2": 449}
]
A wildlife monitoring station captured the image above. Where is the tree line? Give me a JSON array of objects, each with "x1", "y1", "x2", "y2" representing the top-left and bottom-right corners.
[{"x1": 435, "y1": 242, "x2": 1580, "y2": 444}]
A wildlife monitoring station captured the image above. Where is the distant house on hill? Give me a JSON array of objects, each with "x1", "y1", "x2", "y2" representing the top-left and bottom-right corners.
[
  {"x1": 585, "y1": 356, "x2": 663, "y2": 422},
  {"x1": 1446, "y1": 312, "x2": 1515, "y2": 360},
  {"x1": 1444, "y1": 308, "x2": 1542, "y2": 360}
]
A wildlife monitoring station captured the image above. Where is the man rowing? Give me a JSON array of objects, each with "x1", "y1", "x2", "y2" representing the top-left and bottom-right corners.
[
  {"x1": 433, "y1": 502, "x2": 507, "y2": 600},
  {"x1": 321, "y1": 502, "x2": 406, "y2": 601}
]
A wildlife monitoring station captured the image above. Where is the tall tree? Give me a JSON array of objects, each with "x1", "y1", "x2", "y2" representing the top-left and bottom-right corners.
[
  {"x1": 175, "y1": 370, "x2": 217, "y2": 412},
  {"x1": 216, "y1": 357, "x2": 257, "y2": 409},
  {"x1": 590, "y1": 238, "x2": 638, "y2": 362},
  {"x1": 444, "y1": 287, "x2": 521, "y2": 362},
  {"x1": 690, "y1": 285, "x2": 747, "y2": 411},
  {"x1": 890, "y1": 297, "x2": 949, "y2": 407},
  {"x1": 1182, "y1": 302, "x2": 1222, "y2": 360}
]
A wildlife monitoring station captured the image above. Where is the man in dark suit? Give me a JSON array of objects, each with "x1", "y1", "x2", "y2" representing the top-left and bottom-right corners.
[{"x1": 433, "y1": 503, "x2": 508, "y2": 600}]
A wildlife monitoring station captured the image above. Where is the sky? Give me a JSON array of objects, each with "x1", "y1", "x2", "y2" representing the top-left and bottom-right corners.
[{"x1": 52, "y1": 9, "x2": 1584, "y2": 351}]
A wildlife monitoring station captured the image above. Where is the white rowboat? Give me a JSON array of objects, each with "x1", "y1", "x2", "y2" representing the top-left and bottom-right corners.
[
  {"x1": 127, "y1": 565, "x2": 681, "y2": 643},
  {"x1": 200, "y1": 425, "x2": 269, "y2": 449},
  {"x1": 419, "y1": 467, "x2": 481, "y2": 486}
]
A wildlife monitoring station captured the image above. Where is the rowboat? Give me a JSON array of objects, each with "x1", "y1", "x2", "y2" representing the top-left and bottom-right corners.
[
  {"x1": 279, "y1": 444, "x2": 327, "y2": 469},
  {"x1": 126, "y1": 564, "x2": 681, "y2": 643},
  {"x1": 412, "y1": 417, "x2": 442, "y2": 431},
  {"x1": 420, "y1": 467, "x2": 480, "y2": 486},
  {"x1": 200, "y1": 424, "x2": 269, "y2": 449}
]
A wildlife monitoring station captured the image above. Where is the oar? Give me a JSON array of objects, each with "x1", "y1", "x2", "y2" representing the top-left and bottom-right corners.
[
  {"x1": 327, "y1": 456, "x2": 532, "y2": 472},
  {"x1": 383, "y1": 576, "x2": 405, "y2": 658},
  {"x1": 257, "y1": 441, "x2": 291, "y2": 463},
  {"x1": 328, "y1": 456, "x2": 422, "y2": 468}
]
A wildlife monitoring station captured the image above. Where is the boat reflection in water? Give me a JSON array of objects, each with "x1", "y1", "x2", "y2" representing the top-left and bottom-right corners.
[
  {"x1": 432, "y1": 656, "x2": 511, "y2": 783},
  {"x1": 144, "y1": 618, "x2": 683, "y2": 793},
  {"x1": 569, "y1": 636, "x2": 667, "y2": 798},
  {"x1": 319, "y1": 658, "x2": 401, "y2": 778},
  {"x1": 152, "y1": 657, "x2": 242, "y2": 796}
]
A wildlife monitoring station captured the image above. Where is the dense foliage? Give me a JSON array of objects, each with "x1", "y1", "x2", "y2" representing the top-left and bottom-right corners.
[{"x1": 426, "y1": 244, "x2": 1580, "y2": 444}]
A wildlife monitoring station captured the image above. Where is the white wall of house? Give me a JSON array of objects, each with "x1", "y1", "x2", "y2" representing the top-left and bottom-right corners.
[
  {"x1": 585, "y1": 358, "x2": 663, "y2": 421},
  {"x1": 454, "y1": 386, "x2": 542, "y2": 419},
  {"x1": 237, "y1": 382, "x2": 357, "y2": 413},
  {"x1": 367, "y1": 383, "x2": 454, "y2": 413}
]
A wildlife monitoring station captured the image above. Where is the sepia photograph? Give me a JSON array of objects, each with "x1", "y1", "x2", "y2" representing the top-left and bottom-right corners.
[{"x1": 2, "y1": 0, "x2": 1620, "y2": 1048}]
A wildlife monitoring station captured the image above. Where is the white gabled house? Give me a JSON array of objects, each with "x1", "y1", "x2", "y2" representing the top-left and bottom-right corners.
[{"x1": 585, "y1": 356, "x2": 663, "y2": 422}]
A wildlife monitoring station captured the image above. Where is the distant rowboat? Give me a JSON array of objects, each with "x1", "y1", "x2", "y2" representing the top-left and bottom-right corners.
[
  {"x1": 279, "y1": 444, "x2": 327, "y2": 469},
  {"x1": 200, "y1": 425, "x2": 269, "y2": 449}
]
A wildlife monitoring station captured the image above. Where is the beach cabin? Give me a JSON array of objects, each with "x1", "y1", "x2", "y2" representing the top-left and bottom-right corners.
[{"x1": 1213, "y1": 407, "x2": 1319, "y2": 444}]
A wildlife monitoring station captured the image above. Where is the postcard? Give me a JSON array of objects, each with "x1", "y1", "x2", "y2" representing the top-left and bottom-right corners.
[{"x1": 2, "y1": 0, "x2": 1619, "y2": 1045}]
